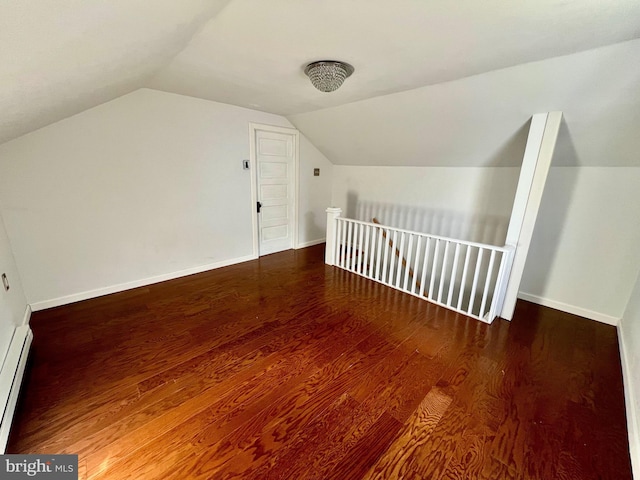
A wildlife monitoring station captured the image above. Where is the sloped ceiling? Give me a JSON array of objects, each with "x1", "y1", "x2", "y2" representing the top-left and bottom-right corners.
[
  {"x1": 0, "y1": 0, "x2": 231, "y2": 144},
  {"x1": 150, "y1": 0, "x2": 640, "y2": 115},
  {"x1": 2, "y1": 0, "x2": 640, "y2": 164},
  {"x1": 289, "y1": 39, "x2": 640, "y2": 167}
]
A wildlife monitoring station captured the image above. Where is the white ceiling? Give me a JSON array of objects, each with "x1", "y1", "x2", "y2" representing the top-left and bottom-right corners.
[
  {"x1": 2, "y1": 0, "x2": 640, "y2": 148},
  {"x1": 150, "y1": 0, "x2": 640, "y2": 115},
  {"x1": 290, "y1": 39, "x2": 640, "y2": 167},
  {"x1": 0, "y1": 0, "x2": 231, "y2": 144}
]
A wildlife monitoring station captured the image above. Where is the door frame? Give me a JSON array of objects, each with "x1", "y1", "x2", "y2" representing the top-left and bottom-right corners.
[{"x1": 249, "y1": 123, "x2": 300, "y2": 257}]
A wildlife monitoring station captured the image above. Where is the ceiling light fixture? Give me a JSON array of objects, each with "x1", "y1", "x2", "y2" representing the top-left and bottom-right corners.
[{"x1": 304, "y1": 61, "x2": 354, "y2": 92}]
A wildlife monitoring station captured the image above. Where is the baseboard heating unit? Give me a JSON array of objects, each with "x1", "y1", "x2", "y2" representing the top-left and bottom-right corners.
[{"x1": 0, "y1": 325, "x2": 32, "y2": 452}]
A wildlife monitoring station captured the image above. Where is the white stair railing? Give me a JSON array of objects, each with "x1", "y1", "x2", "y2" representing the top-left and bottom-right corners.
[{"x1": 325, "y1": 208, "x2": 514, "y2": 324}]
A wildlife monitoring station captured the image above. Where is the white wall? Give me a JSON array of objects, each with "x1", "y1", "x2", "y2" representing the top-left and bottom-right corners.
[
  {"x1": 332, "y1": 165, "x2": 640, "y2": 323},
  {"x1": 332, "y1": 166, "x2": 520, "y2": 245},
  {"x1": 0, "y1": 89, "x2": 331, "y2": 308},
  {"x1": 520, "y1": 167, "x2": 640, "y2": 323},
  {"x1": 290, "y1": 39, "x2": 640, "y2": 168},
  {"x1": 0, "y1": 212, "x2": 27, "y2": 364},
  {"x1": 620, "y1": 269, "x2": 640, "y2": 478},
  {"x1": 298, "y1": 135, "x2": 333, "y2": 246}
]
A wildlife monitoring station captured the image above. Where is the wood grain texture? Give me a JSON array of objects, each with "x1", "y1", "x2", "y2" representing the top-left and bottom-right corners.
[{"x1": 7, "y1": 244, "x2": 632, "y2": 479}]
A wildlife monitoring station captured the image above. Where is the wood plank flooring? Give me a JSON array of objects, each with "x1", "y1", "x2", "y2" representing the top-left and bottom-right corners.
[{"x1": 7, "y1": 244, "x2": 632, "y2": 479}]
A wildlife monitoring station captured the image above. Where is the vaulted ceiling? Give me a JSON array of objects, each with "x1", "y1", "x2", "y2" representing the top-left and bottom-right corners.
[{"x1": 2, "y1": 0, "x2": 640, "y2": 162}]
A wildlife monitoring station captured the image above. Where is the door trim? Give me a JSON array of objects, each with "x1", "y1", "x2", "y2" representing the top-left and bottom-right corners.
[{"x1": 249, "y1": 123, "x2": 300, "y2": 257}]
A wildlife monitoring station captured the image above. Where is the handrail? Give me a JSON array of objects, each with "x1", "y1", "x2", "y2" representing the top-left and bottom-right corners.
[{"x1": 335, "y1": 216, "x2": 511, "y2": 253}]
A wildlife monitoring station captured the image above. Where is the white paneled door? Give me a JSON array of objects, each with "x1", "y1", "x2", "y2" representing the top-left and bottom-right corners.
[{"x1": 255, "y1": 128, "x2": 297, "y2": 256}]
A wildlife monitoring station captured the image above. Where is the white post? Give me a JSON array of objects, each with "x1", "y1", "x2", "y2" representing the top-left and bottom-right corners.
[
  {"x1": 325, "y1": 207, "x2": 342, "y2": 265},
  {"x1": 500, "y1": 111, "x2": 563, "y2": 320}
]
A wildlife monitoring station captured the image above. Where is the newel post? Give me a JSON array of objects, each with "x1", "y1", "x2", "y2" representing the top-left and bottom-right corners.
[{"x1": 325, "y1": 207, "x2": 342, "y2": 265}]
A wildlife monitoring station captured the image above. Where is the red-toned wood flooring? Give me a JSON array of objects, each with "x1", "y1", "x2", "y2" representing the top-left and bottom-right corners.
[{"x1": 7, "y1": 244, "x2": 632, "y2": 479}]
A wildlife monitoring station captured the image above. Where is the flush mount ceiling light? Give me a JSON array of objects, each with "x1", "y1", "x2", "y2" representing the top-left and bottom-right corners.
[{"x1": 304, "y1": 61, "x2": 354, "y2": 92}]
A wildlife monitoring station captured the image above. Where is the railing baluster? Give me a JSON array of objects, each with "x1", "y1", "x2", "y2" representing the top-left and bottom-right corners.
[
  {"x1": 375, "y1": 227, "x2": 383, "y2": 281},
  {"x1": 334, "y1": 218, "x2": 342, "y2": 267},
  {"x1": 351, "y1": 222, "x2": 357, "y2": 272},
  {"x1": 381, "y1": 228, "x2": 390, "y2": 283},
  {"x1": 358, "y1": 223, "x2": 364, "y2": 272},
  {"x1": 350, "y1": 222, "x2": 356, "y2": 271},
  {"x1": 335, "y1": 219, "x2": 342, "y2": 267},
  {"x1": 419, "y1": 237, "x2": 431, "y2": 297},
  {"x1": 479, "y1": 249, "x2": 497, "y2": 319},
  {"x1": 428, "y1": 239, "x2": 440, "y2": 300},
  {"x1": 353, "y1": 223, "x2": 362, "y2": 273},
  {"x1": 388, "y1": 230, "x2": 398, "y2": 286},
  {"x1": 346, "y1": 221, "x2": 353, "y2": 271},
  {"x1": 338, "y1": 218, "x2": 348, "y2": 268},
  {"x1": 468, "y1": 248, "x2": 484, "y2": 316},
  {"x1": 357, "y1": 223, "x2": 363, "y2": 272},
  {"x1": 356, "y1": 223, "x2": 364, "y2": 274},
  {"x1": 396, "y1": 232, "x2": 406, "y2": 287},
  {"x1": 363, "y1": 225, "x2": 370, "y2": 276},
  {"x1": 447, "y1": 243, "x2": 461, "y2": 307},
  {"x1": 411, "y1": 236, "x2": 422, "y2": 294},
  {"x1": 357, "y1": 223, "x2": 362, "y2": 272},
  {"x1": 457, "y1": 245, "x2": 472, "y2": 310},
  {"x1": 437, "y1": 241, "x2": 451, "y2": 303},
  {"x1": 402, "y1": 234, "x2": 413, "y2": 291},
  {"x1": 342, "y1": 220, "x2": 348, "y2": 268},
  {"x1": 368, "y1": 225, "x2": 376, "y2": 279}
]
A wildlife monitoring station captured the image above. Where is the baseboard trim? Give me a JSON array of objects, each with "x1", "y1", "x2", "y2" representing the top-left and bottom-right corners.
[
  {"x1": 296, "y1": 238, "x2": 325, "y2": 249},
  {"x1": 517, "y1": 292, "x2": 620, "y2": 326},
  {"x1": 618, "y1": 323, "x2": 640, "y2": 478},
  {"x1": 29, "y1": 254, "x2": 258, "y2": 311},
  {"x1": 21, "y1": 305, "x2": 31, "y2": 326}
]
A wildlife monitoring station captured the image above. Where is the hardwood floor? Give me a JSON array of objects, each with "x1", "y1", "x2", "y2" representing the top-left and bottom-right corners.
[{"x1": 7, "y1": 244, "x2": 632, "y2": 479}]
